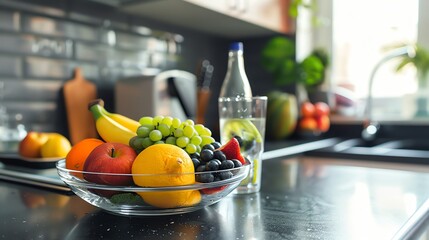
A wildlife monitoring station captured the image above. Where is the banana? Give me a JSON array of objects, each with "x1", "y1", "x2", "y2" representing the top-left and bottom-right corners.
[
  {"x1": 100, "y1": 108, "x2": 140, "y2": 133},
  {"x1": 88, "y1": 100, "x2": 137, "y2": 145}
]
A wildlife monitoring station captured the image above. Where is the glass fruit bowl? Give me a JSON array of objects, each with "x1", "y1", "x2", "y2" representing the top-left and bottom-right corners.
[{"x1": 56, "y1": 159, "x2": 250, "y2": 216}]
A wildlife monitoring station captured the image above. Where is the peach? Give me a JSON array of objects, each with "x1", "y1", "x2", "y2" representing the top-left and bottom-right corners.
[{"x1": 18, "y1": 132, "x2": 49, "y2": 158}]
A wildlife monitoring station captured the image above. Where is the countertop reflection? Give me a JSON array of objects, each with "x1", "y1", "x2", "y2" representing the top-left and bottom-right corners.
[{"x1": 1, "y1": 156, "x2": 429, "y2": 239}]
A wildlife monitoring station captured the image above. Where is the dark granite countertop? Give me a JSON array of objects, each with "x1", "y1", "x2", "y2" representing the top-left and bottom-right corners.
[{"x1": 1, "y1": 138, "x2": 429, "y2": 239}]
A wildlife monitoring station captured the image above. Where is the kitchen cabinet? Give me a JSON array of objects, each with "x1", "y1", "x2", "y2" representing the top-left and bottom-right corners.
[{"x1": 118, "y1": 0, "x2": 294, "y2": 38}]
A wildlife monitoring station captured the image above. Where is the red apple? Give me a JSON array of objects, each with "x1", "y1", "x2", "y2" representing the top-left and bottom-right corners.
[
  {"x1": 314, "y1": 102, "x2": 330, "y2": 117},
  {"x1": 19, "y1": 132, "x2": 49, "y2": 158},
  {"x1": 316, "y1": 115, "x2": 330, "y2": 132},
  {"x1": 83, "y1": 142, "x2": 137, "y2": 186}
]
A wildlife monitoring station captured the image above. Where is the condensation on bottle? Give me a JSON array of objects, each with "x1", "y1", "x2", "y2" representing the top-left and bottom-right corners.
[{"x1": 219, "y1": 42, "x2": 253, "y2": 98}]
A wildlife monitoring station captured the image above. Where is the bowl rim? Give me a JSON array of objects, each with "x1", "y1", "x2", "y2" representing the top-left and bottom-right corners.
[{"x1": 56, "y1": 159, "x2": 250, "y2": 191}]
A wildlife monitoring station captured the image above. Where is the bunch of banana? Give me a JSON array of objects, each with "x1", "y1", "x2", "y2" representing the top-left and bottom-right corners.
[{"x1": 88, "y1": 99, "x2": 138, "y2": 145}]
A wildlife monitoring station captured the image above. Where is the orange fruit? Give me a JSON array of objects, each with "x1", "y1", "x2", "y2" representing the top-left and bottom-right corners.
[
  {"x1": 66, "y1": 138, "x2": 104, "y2": 179},
  {"x1": 301, "y1": 101, "x2": 315, "y2": 118},
  {"x1": 132, "y1": 144, "x2": 201, "y2": 208}
]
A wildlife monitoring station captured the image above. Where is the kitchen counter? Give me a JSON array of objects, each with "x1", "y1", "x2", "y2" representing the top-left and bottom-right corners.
[{"x1": 1, "y1": 147, "x2": 429, "y2": 239}]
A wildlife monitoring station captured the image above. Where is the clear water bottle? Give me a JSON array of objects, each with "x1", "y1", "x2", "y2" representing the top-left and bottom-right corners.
[{"x1": 219, "y1": 42, "x2": 253, "y2": 98}]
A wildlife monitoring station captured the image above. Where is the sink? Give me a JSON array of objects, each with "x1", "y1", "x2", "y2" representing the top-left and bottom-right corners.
[{"x1": 306, "y1": 138, "x2": 429, "y2": 164}]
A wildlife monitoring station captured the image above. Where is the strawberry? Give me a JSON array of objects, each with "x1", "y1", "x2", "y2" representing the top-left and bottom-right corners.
[
  {"x1": 216, "y1": 138, "x2": 246, "y2": 164},
  {"x1": 200, "y1": 185, "x2": 227, "y2": 194}
]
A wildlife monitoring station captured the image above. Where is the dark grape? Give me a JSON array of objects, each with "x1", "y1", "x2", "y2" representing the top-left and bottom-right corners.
[
  {"x1": 191, "y1": 158, "x2": 201, "y2": 170},
  {"x1": 213, "y1": 150, "x2": 226, "y2": 161},
  {"x1": 196, "y1": 173, "x2": 214, "y2": 183},
  {"x1": 202, "y1": 144, "x2": 215, "y2": 151},
  {"x1": 231, "y1": 159, "x2": 243, "y2": 168},
  {"x1": 206, "y1": 159, "x2": 220, "y2": 171},
  {"x1": 190, "y1": 152, "x2": 200, "y2": 159},
  {"x1": 219, "y1": 171, "x2": 233, "y2": 180},
  {"x1": 196, "y1": 164, "x2": 206, "y2": 172},
  {"x1": 211, "y1": 142, "x2": 222, "y2": 149},
  {"x1": 220, "y1": 160, "x2": 234, "y2": 170},
  {"x1": 200, "y1": 149, "x2": 214, "y2": 162}
]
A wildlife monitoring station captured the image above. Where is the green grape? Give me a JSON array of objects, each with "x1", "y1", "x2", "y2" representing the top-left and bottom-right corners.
[
  {"x1": 142, "y1": 137, "x2": 153, "y2": 148},
  {"x1": 129, "y1": 136, "x2": 143, "y2": 151},
  {"x1": 178, "y1": 122, "x2": 187, "y2": 129},
  {"x1": 140, "y1": 124, "x2": 154, "y2": 131},
  {"x1": 158, "y1": 123, "x2": 171, "y2": 137},
  {"x1": 201, "y1": 136, "x2": 215, "y2": 146},
  {"x1": 196, "y1": 145, "x2": 201, "y2": 153},
  {"x1": 165, "y1": 136, "x2": 177, "y2": 145},
  {"x1": 152, "y1": 115, "x2": 164, "y2": 126},
  {"x1": 194, "y1": 124, "x2": 205, "y2": 134},
  {"x1": 149, "y1": 130, "x2": 162, "y2": 142},
  {"x1": 154, "y1": 140, "x2": 165, "y2": 145},
  {"x1": 172, "y1": 118, "x2": 181, "y2": 128},
  {"x1": 191, "y1": 135, "x2": 202, "y2": 146},
  {"x1": 161, "y1": 116, "x2": 173, "y2": 126},
  {"x1": 136, "y1": 126, "x2": 151, "y2": 137},
  {"x1": 183, "y1": 125, "x2": 196, "y2": 138},
  {"x1": 139, "y1": 116, "x2": 153, "y2": 125},
  {"x1": 184, "y1": 119, "x2": 194, "y2": 126},
  {"x1": 199, "y1": 127, "x2": 212, "y2": 136},
  {"x1": 176, "y1": 136, "x2": 189, "y2": 148},
  {"x1": 185, "y1": 143, "x2": 197, "y2": 154},
  {"x1": 174, "y1": 128, "x2": 184, "y2": 138}
]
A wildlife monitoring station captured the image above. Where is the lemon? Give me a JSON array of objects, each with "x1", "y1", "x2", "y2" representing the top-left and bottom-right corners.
[
  {"x1": 132, "y1": 144, "x2": 201, "y2": 208},
  {"x1": 40, "y1": 133, "x2": 72, "y2": 158}
]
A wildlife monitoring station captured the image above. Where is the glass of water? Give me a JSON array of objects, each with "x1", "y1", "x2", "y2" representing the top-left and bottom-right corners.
[{"x1": 218, "y1": 96, "x2": 267, "y2": 194}]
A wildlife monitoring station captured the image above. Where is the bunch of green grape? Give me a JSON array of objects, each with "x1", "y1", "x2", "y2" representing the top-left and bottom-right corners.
[{"x1": 129, "y1": 116, "x2": 215, "y2": 155}]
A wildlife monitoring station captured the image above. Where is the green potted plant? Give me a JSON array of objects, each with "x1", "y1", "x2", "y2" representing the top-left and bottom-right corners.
[
  {"x1": 394, "y1": 43, "x2": 429, "y2": 116},
  {"x1": 395, "y1": 43, "x2": 429, "y2": 88},
  {"x1": 260, "y1": 36, "x2": 329, "y2": 99}
]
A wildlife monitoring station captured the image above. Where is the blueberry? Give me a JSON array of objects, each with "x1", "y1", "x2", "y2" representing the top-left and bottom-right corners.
[
  {"x1": 200, "y1": 149, "x2": 214, "y2": 162},
  {"x1": 191, "y1": 158, "x2": 200, "y2": 169},
  {"x1": 213, "y1": 150, "x2": 226, "y2": 161},
  {"x1": 202, "y1": 144, "x2": 215, "y2": 151},
  {"x1": 196, "y1": 164, "x2": 206, "y2": 172},
  {"x1": 219, "y1": 171, "x2": 233, "y2": 180},
  {"x1": 211, "y1": 141, "x2": 222, "y2": 149},
  {"x1": 196, "y1": 173, "x2": 214, "y2": 183},
  {"x1": 231, "y1": 159, "x2": 243, "y2": 168},
  {"x1": 220, "y1": 160, "x2": 234, "y2": 170},
  {"x1": 206, "y1": 159, "x2": 220, "y2": 171}
]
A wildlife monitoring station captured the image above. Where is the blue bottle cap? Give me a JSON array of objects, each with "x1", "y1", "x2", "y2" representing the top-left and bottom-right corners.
[{"x1": 229, "y1": 42, "x2": 243, "y2": 51}]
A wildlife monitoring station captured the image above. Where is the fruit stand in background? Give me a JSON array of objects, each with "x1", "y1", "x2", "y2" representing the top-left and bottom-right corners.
[{"x1": 298, "y1": 101, "x2": 330, "y2": 137}]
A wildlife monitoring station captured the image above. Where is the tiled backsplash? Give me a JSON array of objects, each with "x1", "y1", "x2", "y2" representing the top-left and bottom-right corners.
[{"x1": 0, "y1": 1, "x2": 182, "y2": 135}]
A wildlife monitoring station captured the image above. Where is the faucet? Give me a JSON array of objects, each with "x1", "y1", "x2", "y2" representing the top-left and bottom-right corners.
[{"x1": 361, "y1": 46, "x2": 416, "y2": 141}]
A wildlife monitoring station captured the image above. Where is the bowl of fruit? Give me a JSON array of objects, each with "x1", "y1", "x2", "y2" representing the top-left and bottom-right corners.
[{"x1": 56, "y1": 100, "x2": 251, "y2": 216}]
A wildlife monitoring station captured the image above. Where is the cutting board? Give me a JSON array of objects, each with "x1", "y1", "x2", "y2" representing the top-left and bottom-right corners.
[{"x1": 63, "y1": 68, "x2": 98, "y2": 145}]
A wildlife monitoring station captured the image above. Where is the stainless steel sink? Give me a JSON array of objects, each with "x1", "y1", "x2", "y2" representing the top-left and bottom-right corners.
[{"x1": 306, "y1": 138, "x2": 429, "y2": 164}]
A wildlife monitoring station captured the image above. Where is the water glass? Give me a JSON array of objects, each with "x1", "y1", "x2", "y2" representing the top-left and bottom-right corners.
[{"x1": 218, "y1": 96, "x2": 267, "y2": 194}]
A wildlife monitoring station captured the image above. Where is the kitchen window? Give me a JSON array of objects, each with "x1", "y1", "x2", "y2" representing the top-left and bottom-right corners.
[{"x1": 299, "y1": 0, "x2": 426, "y2": 121}]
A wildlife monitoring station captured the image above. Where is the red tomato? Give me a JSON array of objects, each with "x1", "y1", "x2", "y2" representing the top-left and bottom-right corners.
[
  {"x1": 299, "y1": 117, "x2": 318, "y2": 131},
  {"x1": 301, "y1": 102, "x2": 315, "y2": 118},
  {"x1": 315, "y1": 115, "x2": 330, "y2": 132},
  {"x1": 314, "y1": 102, "x2": 330, "y2": 117}
]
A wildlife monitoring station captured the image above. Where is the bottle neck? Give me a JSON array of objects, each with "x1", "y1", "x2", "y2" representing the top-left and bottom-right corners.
[
  {"x1": 220, "y1": 49, "x2": 252, "y2": 98},
  {"x1": 228, "y1": 50, "x2": 245, "y2": 74}
]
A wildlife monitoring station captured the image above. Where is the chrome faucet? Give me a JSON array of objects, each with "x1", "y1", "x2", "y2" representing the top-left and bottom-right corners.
[{"x1": 361, "y1": 46, "x2": 416, "y2": 141}]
